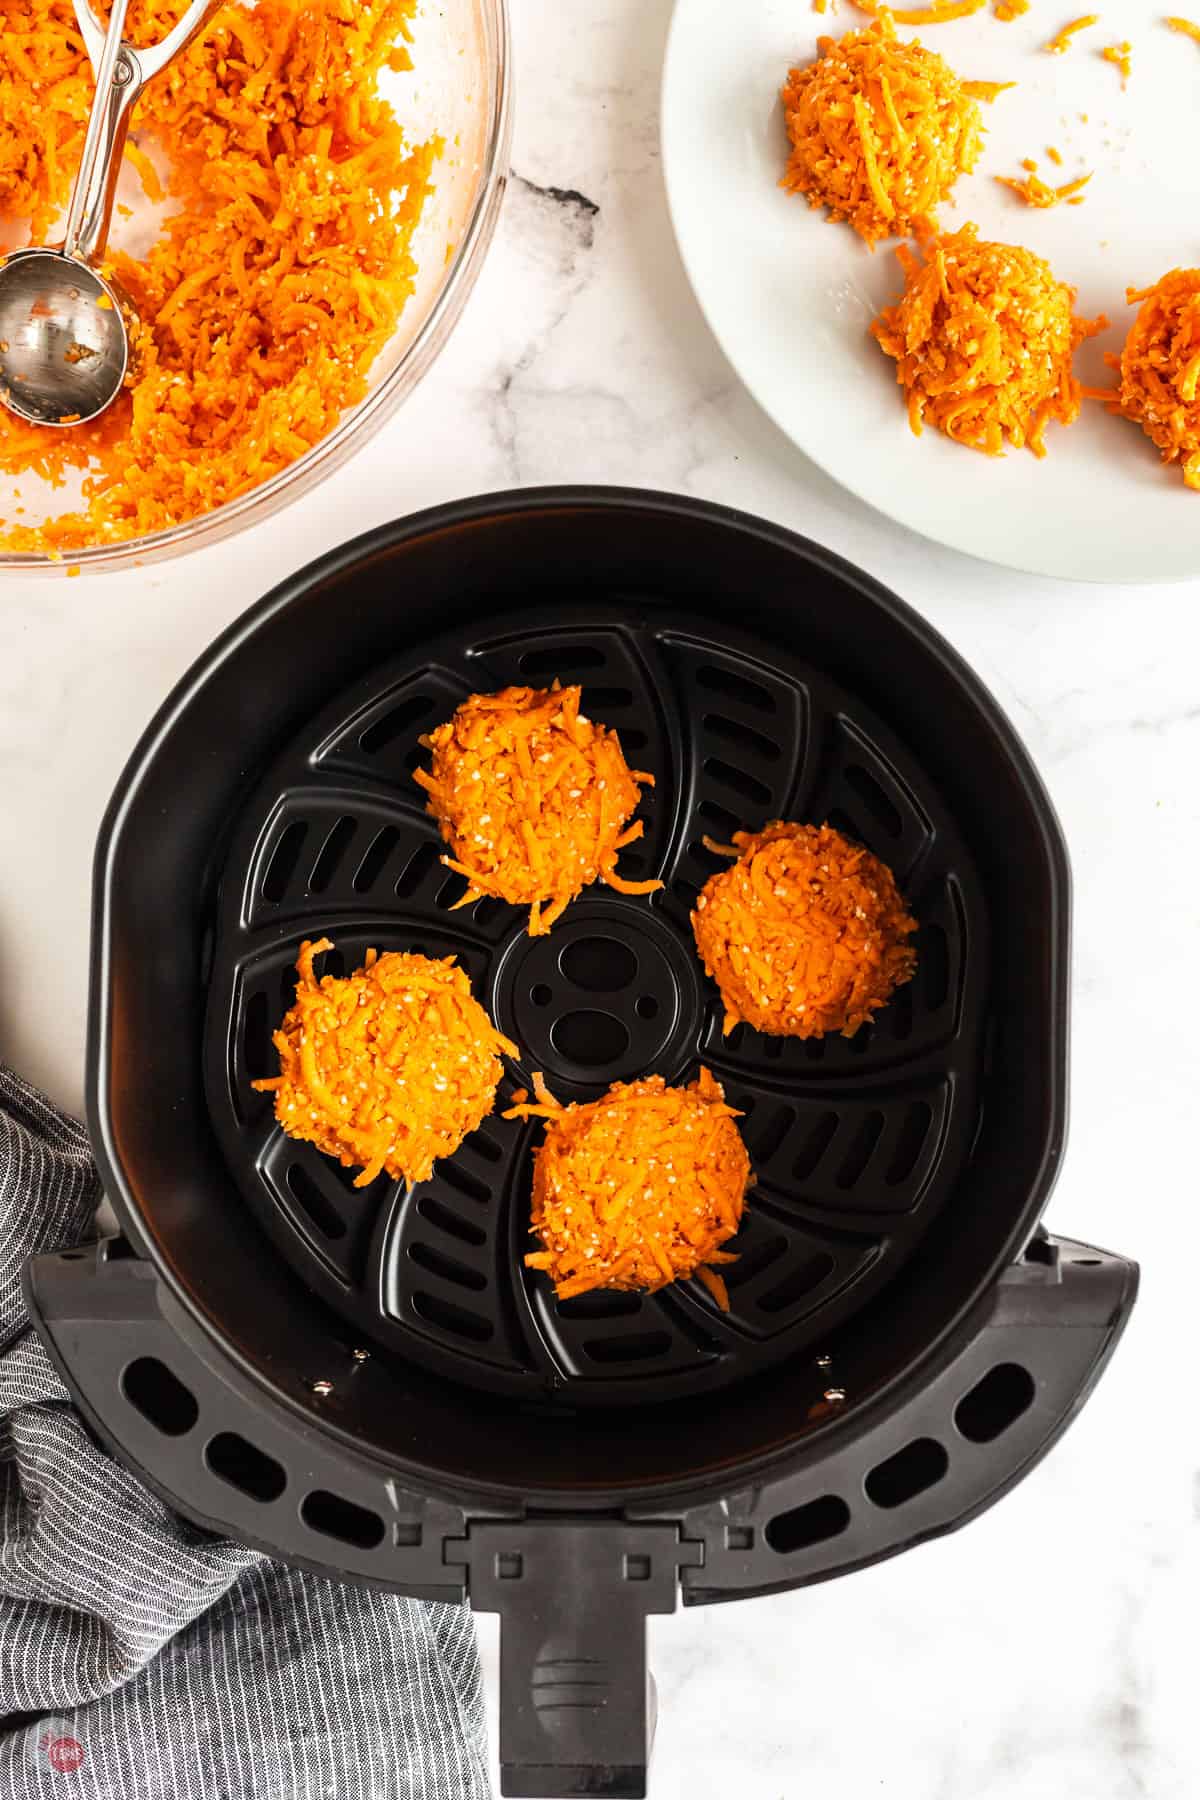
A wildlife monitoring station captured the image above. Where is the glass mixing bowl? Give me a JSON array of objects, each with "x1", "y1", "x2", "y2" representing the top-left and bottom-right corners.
[{"x1": 0, "y1": 0, "x2": 510, "y2": 575}]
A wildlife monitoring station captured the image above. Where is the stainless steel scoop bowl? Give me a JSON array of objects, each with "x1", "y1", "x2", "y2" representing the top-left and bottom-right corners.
[{"x1": 0, "y1": 0, "x2": 218, "y2": 428}]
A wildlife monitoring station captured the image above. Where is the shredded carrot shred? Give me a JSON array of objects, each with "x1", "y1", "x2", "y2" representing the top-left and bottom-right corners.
[
  {"x1": 1044, "y1": 14, "x2": 1099, "y2": 53},
  {"x1": 851, "y1": 0, "x2": 987, "y2": 22},
  {"x1": 1165, "y1": 16, "x2": 1200, "y2": 45},
  {"x1": 122, "y1": 140, "x2": 163, "y2": 205},
  {"x1": 1101, "y1": 41, "x2": 1131, "y2": 84},
  {"x1": 995, "y1": 163, "x2": 1093, "y2": 206},
  {"x1": 1046, "y1": 145, "x2": 1064, "y2": 165},
  {"x1": 505, "y1": 1068, "x2": 752, "y2": 1307},
  {"x1": 994, "y1": 0, "x2": 1031, "y2": 18},
  {"x1": 962, "y1": 79, "x2": 1018, "y2": 99},
  {"x1": 252, "y1": 939, "x2": 517, "y2": 1189},
  {"x1": 1105, "y1": 269, "x2": 1200, "y2": 489},
  {"x1": 691, "y1": 821, "x2": 917, "y2": 1039},
  {"x1": 872, "y1": 222, "x2": 1107, "y2": 457},
  {"x1": 416, "y1": 685, "x2": 661, "y2": 937},
  {"x1": 781, "y1": 15, "x2": 999, "y2": 247},
  {"x1": 0, "y1": 0, "x2": 438, "y2": 554}
]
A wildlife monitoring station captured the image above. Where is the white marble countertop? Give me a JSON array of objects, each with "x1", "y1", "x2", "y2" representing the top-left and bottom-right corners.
[{"x1": 0, "y1": 3, "x2": 1196, "y2": 1796}]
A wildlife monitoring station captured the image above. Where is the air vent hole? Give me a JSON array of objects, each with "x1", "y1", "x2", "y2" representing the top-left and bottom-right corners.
[
  {"x1": 697, "y1": 798, "x2": 740, "y2": 836},
  {"x1": 395, "y1": 840, "x2": 441, "y2": 900},
  {"x1": 261, "y1": 820, "x2": 308, "y2": 903},
  {"x1": 206, "y1": 1432, "x2": 286, "y2": 1502},
  {"x1": 792, "y1": 1111, "x2": 839, "y2": 1181},
  {"x1": 702, "y1": 713, "x2": 781, "y2": 764},
  {"x1": 921, "y1": 924, "x2": 950, "y2": 1011},
  {"x1": 286, "y1": 1164, "x2": 347, "y2": 1241},
  {"x1": 438, "y1": 1161, "x2": 492, "y2": 1205},
  {"x1": 416, "y1": 1195, "x2": 487, "y2": 1248},
  {"x1": 551, "y1": 1010, "x2": 630, "y2": 1068},
  {"x1": 411, "y1": 1291, "x2": 494, "y2": 1342},
  {"x1": 122, "y1": 1358, "x2": 198, "y2": 1437},
  {"x1": 758, "y1": 1251, "x2": 835, "y2": 1314},
  {"x1": 360, "y1": 693, "x2": 435, "y2": 755},
  {"x1": 702, "y1": 757, "x2": 772, "y2": 807},
  {"x1": 954, "y1": 1364, "x2": 1036, "y2": 1444},
  {"x1": 836, "y1": 1111, "x2": 885, "y2": 1189},
  {"x1": 865, "y1": 1437, "x2": 949, "y2": 1509},
  {"x1": 722, "y1": 1232, "x2": 788, "y2": 1291},
  {"x1": 243, "y1": 988, "x2": 271, "y2": 1081},
  {"x1": 557, "y1": 1289, "x2": 642, "y2": 1320},
  {"x1": 749, "y1": 1105, "x2": 794, "y2": 1166},
  {"x1": 560, "y1": 937, "x2": 637, "y2": 993},
  {"x1": 354, "y1": 826, "x2": 402, "y2": 893},
  {"x1": 766, "y1": 1495, "x2": 850, "y2": 1554},
  {"x1": 407, "y1": 1241, "x2": 487, "y2": 1292},
  {"x1": 583, "y1": 1331, "x2": 672, "y2": 1364},
  {"x1": 309, "y1": 817, "x2": 357, "y2": 893},
  {"x1": 301, "y1": 1489, "x2": 385, "y2": 1549},
  {"x1": 886, "y1": 1102, "x2": 933, "y2": 1186},
  {"x1": 695, "y1": 665, "x2": 777, "y2": 714},
  {"x1": 844, "y1": 764, "x2": 903, "y2": 838},
  {"x1": 521, "y1": 645, "x2": 606, "y2": 676}
]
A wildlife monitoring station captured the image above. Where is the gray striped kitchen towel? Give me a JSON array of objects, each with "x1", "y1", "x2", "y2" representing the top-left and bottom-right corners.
[{"x1": 0, "y1": 1065, "x2": 490, "y2": 1799}]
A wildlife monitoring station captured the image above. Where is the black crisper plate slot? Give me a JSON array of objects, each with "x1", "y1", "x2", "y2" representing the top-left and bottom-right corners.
[{"x1": 203, "y1": 607, "x2": 989, "y2": 1405}]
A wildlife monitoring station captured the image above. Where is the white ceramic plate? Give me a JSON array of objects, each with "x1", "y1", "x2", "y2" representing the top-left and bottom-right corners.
[{"x1": 662, "y1": 0, "x2": 1200, "y2": 582}]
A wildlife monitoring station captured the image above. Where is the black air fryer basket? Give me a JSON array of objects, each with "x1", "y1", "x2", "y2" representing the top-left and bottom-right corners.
[{"x1": 26, "y1": 490, "x2": 1137, "y2": 1798}]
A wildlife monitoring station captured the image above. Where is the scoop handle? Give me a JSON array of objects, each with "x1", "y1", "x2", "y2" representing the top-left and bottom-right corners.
[
  {"x1": 65, "y1": 0, "x2": 222, "y2": 267},
  {"x1": 62, "y1": 0, "x2": 138, "y2": 267}
]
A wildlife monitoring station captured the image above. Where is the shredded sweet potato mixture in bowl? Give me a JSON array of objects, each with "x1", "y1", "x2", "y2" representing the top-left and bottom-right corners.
[{"x1": 0, "y1": 0, "x2": 509, "y2": 569}]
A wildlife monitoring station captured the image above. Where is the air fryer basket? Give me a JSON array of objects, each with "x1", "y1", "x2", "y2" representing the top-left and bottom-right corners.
[
  {"x1": 25, "y1": 491, "x2": 1137, "y2": 1798},
  {"x1": 201, "y1": 605, "x2": 989, "y2": 1405}
]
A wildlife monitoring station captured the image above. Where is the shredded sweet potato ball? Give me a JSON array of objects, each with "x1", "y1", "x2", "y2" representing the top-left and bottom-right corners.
[
  {"x1": 0, "y1": 0, "x2": 436, "y2": 554},
  {"x1": 781, "y1": 16, "x2": 1000, "y2": 247},
  {"x1": 505, "y1": 1068, "x2": 752, "y2": 1310},
  {"x1": 1107, "y1": 269, "x2": 1200, "y2": 489},
  {"x1": 871, "y1": 223, "x2": 1106, "y2": 456},
  {"x1": 415, "y1": 684, "x2": 662, "y2": 937},
  {"x1": 253, "y1": 938, "x2": 517, "y2": 1189},
  {"x1": 692, "y1": 821, "x2": 918, "y2": 1039}
]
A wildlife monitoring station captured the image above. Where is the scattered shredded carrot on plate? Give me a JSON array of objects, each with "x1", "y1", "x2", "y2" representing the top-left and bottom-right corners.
[
  {"x1": 415, "y1": 685, "x2": 661, "y2": 937},
  {"x1": 1105, "y1": 269, "x2": 1200, "y2": 488},
  {"x1": 505, "y1": 1068, "x2": 752, "y2": 1309},
  {"x1": 1046, "y1": 145, "x2": 1064, "y2": 165},
  {"x1": 0, "y1": 0, "x2": 439, "y2": 555},
  {"x1": 253, "y1": 939, "x2": 518, "y2": 1190},
  {"x1": 1101, "y1": 41, "x2": 1131, "y2": 84},
  {"x1": 1165, "y1": 16, "x2": 1200, "y2": 44},
  {"x1": 872, "y1": 222, "x2": 1107, "y2": 457},
  {"x1": 691, "y1": 821, "x2": 917, "y2": 1038},
  {"x1": 1044, "y1": 14, "x2": 1099, "y2": 53},
  {"x1": 781, "y1": 15, "x2": 1000, "y2": 246},
  {"x1": 851, "y1": 0, "x2": 987, "y2": 22},
  {"x1": 995, "y1": 163, "x2": 1093, "y2": 206},
  {"x1": 994, "y1": 0, "x2": 1031, "y2": 17},
  {"x1": 963, "y1": 79, "x2": 1018, "y2": 99}
]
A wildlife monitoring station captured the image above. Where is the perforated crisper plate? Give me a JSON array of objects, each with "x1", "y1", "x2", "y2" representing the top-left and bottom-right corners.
[{"x1": 203, "y1": 606, "x2": 988, "y2": 1405}]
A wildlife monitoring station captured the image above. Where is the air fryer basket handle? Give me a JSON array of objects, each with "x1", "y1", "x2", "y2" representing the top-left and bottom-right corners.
[
  {"x1": 25, "y1": 1230, "x2": 1137, "y2": 1800},
  {"x1": 452, "y1": 1520, "x2": 699, "y2": 1799}
]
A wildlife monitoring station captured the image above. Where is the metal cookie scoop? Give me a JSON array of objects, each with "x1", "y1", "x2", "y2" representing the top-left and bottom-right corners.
[{"x1": 0, "y1": 0, "x2": 219, "y2": 428}]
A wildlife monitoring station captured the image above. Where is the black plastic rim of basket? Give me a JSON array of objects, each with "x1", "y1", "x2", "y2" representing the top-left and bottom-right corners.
[{"x1": 201, "y1": 603, "x2": 989, "y2": 1405}]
